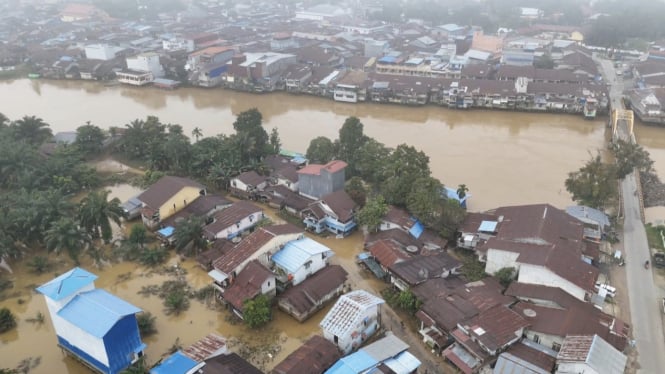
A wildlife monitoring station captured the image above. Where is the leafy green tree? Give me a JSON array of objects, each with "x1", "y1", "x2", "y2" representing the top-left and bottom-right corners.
[
  {"x1": 75, "y1": 122, "x2": 105, "y2": 156},
  {"x1": 436, "y1": 199, "x2": 467, "y2": 239},
  {"x1": 306, "y1": 136, "x2": 336, "y2": 164},
  {"x1": 381, "y1": 144, "x2": 431, "y2": 206},
  {"x1": 396, "y1": 290, "x2": 421, "y2": 314},
  {"x1": 269, "y1": 127, "x2": 281, "y2": 155},
  {"x1": 243, "y1": 294, "x2": 271, "y2": 328},
  {"x1": 357, "y1": 195, "x2": 389, "y2": 232},
  {"x1": 565, "y1": 153, "x2": 618, "y2": 209},
  {"x1": 610, "y1": 139, "x2": 653, "y2": 180},
  {"x1": 10, "y1": 115, "x2": 52, "y2": 145},
  {"x1": 495, "y1": 267, "x2": 516, "y2": 288},
  {"x1": 337, "y1": 117, "x2": 368, "y2": 176},
  {"x1": 136, "y1": 312, "x2": 157, "y2": 337},
  {"x1": 138, "y1": 247, "x2": 168, "y2": 266},
  {"x1": 345, "y1": 177, "x2": 367, "y2": 206},
  {"x1": 0, "y1": 307, "x2": 16, "y2": 333},
  {"x1": 233, "y1": 108, "x2": 269, "y2": 163},
  {"x1": 79, "y1": 190, "x2": 123, "y2": 243},
  {"x1": 173, "y1": 216, "x2": 207, "y2": 256},
  {"x1": 356, "y1": 139, "x2": 391, "y2": 185},
  {"x1": 45, "y1": 218, "x2": 89, "y2": 264},
  {"x1": 407, "y1": 177, "x2": 443, "y2": 226}
]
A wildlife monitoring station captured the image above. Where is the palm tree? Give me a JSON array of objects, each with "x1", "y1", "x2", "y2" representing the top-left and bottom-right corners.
[
  {"x1": 44, "y1": 218, "x2": 89, "y2": 264},
  {"x1": 79, "y1": 190, "x2": 124, "y2": 243},
  {"x1": 11, "y1": 115, "x2": 53, "y2": 145},
  {"x1": 456, "y1": 184, "x2": 469, "y2": 199},
  {"x1": 191, "y1": 127, "x2": 203, "y2": 143},
  {"x1": 173, "y1": 216, "x2": 207, "y2": 256}
]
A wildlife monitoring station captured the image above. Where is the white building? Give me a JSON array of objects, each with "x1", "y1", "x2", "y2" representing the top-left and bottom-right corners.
[
  {"x1": 320, "y1": 290, "x2": 385, "y2": 354},
  {"x1": 556, "y1": 335, "x2": 627, "y2": 374},
  {"x1": 126, "y1": 52, "x2": 164, "y2": 78},
  {"x1": 203, "y1": 201, "x2": 264, "y2": 241},
  {"x1": 162, "y1": 38, "x2": 195, "y2": 53},
  {"x1": 271, "y1": 237, "x2": 334, "y2": 286},
  {"x1": 84, "y1": 44, "x2": 123, "y2": 61}
]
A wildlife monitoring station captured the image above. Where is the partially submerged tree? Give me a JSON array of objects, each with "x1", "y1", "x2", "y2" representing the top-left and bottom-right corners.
[
  {"x1": 75, "y1": 122, "x2": 106, "y2": 157},
  {"x1": 243, "y1": 294, "x2": 271, "y2": 328},
  {"x1": 357, "y1": 195, "x2": 389, "y2": 232},
  {"x1": 565, "y1": 153, "x2": 618, "y2": 209},
  {"x1": 78, "y1": 190, "x2": 123, "y2": 243},
  {"x1": 173, "y1": 216, "x2": 207, "y2": 256},
  {"x1": 345, "y1": 177, "x2": 367, "y2": 206},
  {"x1": 0, "y1": 307, "x2": 17, "y2": 333},
  {"x1": 609, "y1": 139, "x2": 653, "y2": 180}
]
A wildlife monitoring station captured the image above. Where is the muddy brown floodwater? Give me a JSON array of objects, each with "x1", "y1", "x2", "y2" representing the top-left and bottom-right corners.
[{"x1": 5, "y1": 78, "x2": 665, "y2": 372}]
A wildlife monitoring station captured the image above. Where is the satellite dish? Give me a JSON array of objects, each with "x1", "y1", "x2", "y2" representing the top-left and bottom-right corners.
[{"x1": 406, "y1": 245, "x2": 418, "y2": 253}]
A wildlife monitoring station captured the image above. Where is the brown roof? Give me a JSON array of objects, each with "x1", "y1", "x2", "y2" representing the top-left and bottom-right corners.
[
  {"x1": 222, "y1": 260, "x2": 274, "y2": 311},
  {"x1": 389, "y1": 252, "x2": 461, "y2": 286},
  {"x1": 162, "y1": 195, "x2": 232, "y2": 228},
  {"x1": 383, "y1": 206, "x2": 416, "y2": 230},
  {"x1": 368, "y1": 239, "x2": 411, "y2": 267},
  {"x1": 497, "y1": 65, "x2": 535, "y2": 80},
  {"x1": 197, "y1": 239, "x2": 234, "y2": 269},
  {"x1": 459, "y1": 212, "x2": 500, "y2": 233},
  {"x1": 271, "y1": 335, "x2": 341, "y2": 374},
  {"x1": 461, "y1": 64, "x2": 494, "y2": 79},
  {"x1": 236, "y1": 171, "x2": 267, "y2": 187},
  {"x1": 505, "y1": 283, "x2": 579, "y2": 309},
  {"x1": 203, "y1": 201, "x2": 263, "y2": 239},
  {"x1": 635, "y1": 60, "x2": 665, "y2": 77},
  {"x1": 512, "y1": 301, "x2": 627, "y2": 351},
  {"x1": 502, "y1": 341, "x2": 556, "y2": 372},
  {"x1": 365, "y1": 228, "x2": 421, "y2": 250},
  {"x1": 138, "y1": 176, "x2": 205, "y2": 209},
  {"x1": 201, "y1": 353, "x2": 263, "y2": 374},
  {"x1": 320, "y1": 190, "x2": 357, "y2": 223},
  {"x1": 462, "y1": 304, "x2": 529, "y2": 352},
  {"x1": 212, "y1": 224, "x2": 301, "y2": 274},
  {"x1": 277, "y1": 265, "x2": 348, "y2": 317}
]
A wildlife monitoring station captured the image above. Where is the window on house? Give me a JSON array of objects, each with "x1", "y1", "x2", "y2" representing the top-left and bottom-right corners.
[
  {"x1": 267, "y1": 281, "x2": 270, "y2": 287},
  {"x1": 304, "y1": 261, "x2": 312, "y2": 269},
  {"x1": 334, "y1": 335, "x2": 339, "y2": 344},
  {"x1": 552, "y1": 342, "x2": 561, "y2": 352},
  {"x1": 184, "y1": 200, "x2": 187, "y2": 206},
  {"x1": 533, "y1": 335, "x2": 540, "y2": 344}
]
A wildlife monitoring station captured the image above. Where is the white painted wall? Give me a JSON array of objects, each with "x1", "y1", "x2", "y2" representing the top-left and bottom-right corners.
[
  {"x1": 126, "y1": 53, "x2": 164, "y2": 77},
  {"x1": 44, "y1": 283, "x2": 95, "y2": 314},
  {"x1": 52, "y1": 313, "x2": 109, "y2": 366},
  {"x1": 323, "y1": 304, "x2": 380, "y2": 354},
  {"x1": 518, "y1": 263, "x2": 587, "y2": 301},
  {"x1": 524, "y1": 331, "x2": 562, "y2": 352},
  {"x1": 485, "y1": 249, "x2": 520, "y2": 274},
  {"x1": 213, "y1": 212, "x2": 264, "y2": 240},
  {"x1": 85, "y1": 44, "x2": 120, "y2": 61},
  {"x1": 289, "y1": 252, "x2": 330, "y2": 286}
]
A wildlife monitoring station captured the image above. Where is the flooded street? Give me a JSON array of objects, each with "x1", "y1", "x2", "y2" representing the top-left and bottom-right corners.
[
  {"x1": 5, "y1": 79, "x2": 665, "y2": 372},
  {"x1": 0, "y1": 78, "x2": 613, "y2": 212}
]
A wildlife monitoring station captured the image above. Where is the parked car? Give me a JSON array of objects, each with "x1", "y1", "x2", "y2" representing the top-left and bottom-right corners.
[
  {"x1": 653, "y1": 252, "x2": 665, "y2": 268},
  {"x1": 595, "y1": 282, "x2": 617, "y2": 298}
]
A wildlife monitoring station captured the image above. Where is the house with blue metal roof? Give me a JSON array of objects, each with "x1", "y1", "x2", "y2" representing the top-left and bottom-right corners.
[
  {"x1": 36, "y1": 267, "x2": 146, "y2": 374},
  {"x1": 271, "y1": 237, "x2": 334, "y2": 286},
  {"x1": 325, "y1": 333, "x2": 421, "y2": 374}
]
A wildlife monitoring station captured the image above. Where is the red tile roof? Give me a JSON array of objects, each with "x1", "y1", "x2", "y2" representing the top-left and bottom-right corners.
[
  {"x1": 462, "y1": 305, "x2": 529, "y2": 352},
  {"x1": 182, "y1": 334, "x2": 227, "y2": 362}
]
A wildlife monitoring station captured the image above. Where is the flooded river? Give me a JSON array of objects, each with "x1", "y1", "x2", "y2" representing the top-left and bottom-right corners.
[
  {"x1": 4, "y1": 78, "x2": 665, "y2": 372},
  {"x1": 0, "y1": 78, "x2": 615, "y2": 212}
]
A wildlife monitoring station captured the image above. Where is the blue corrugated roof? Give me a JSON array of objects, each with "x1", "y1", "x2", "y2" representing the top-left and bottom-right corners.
[
  {"x1": 36, "y1": 267, "x2": 97, "y2": 301},
  {"x1": 150, "y1": 351, "x2": 198, "y2": 374},
  {"x1": 409, "y1": 221, "x2": 424, "y2": 239},
  {"x1": 272, "y1": 238, "x2": 333, "y2": 274},
  {"x1": 326, "y1": 350, "x2": 378, "y2": 373},
  {"x1": 57, "y1": 289, "x2": 141, "y2": 338},
  {"x1": 158, "y1": 226, "x2": 175, "y2": 237}
]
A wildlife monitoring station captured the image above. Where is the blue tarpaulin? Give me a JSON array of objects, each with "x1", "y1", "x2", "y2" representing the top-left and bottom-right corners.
[{"x1": 157, "y1": 226, "x2": 174, "y2": 237}]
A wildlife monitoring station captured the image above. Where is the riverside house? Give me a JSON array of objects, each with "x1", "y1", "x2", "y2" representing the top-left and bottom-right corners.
[{"x1": 137, "y1": 176, "x2": 207, "y2": 230}]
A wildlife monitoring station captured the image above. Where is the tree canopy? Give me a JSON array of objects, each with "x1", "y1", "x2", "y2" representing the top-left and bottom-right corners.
[
  {"x1": 243, "y1": 294, "x2": 271, "y2": 328},
  {"x1": 565, "y1": 153, "x2": 618, "y2": 209},
  {"x1": 306, "y1": 136, "x2": 336, "y2": 164}
]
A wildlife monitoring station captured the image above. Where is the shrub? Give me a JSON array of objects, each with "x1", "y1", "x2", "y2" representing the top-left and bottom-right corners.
[{"x1": 0, "y1": 307, "x2": 17, "y2": 333}]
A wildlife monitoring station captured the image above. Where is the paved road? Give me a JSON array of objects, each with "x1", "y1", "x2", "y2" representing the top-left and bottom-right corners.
[{"x1": 596, "y1": 56, "x2": 665, "y2": 373}]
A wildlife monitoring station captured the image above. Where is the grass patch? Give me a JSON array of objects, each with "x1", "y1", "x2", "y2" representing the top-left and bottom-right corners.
[{"x1": 645, "y1": 224, "x2": 665, "y2": 251}]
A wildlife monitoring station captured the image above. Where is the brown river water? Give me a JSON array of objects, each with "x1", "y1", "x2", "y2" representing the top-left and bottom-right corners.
[{"x1": 2, "y1": 78, "x2": 665, "y2": 372}]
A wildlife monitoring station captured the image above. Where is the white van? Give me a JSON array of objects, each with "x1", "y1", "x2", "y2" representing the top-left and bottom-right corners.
[{"x1": 595, "y1": 282, "x2": 617, "y2": 298}]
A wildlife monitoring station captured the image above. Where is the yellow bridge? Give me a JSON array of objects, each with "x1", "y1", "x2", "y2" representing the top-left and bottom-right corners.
[{"x1": 611, "y1": 108, "x2": 634, "y2": 141}]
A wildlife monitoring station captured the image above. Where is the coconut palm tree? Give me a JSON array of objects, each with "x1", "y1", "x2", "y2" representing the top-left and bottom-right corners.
[
  {"x1": 191, "y1": 127, "x2": 203, "y2": 143},
  {"x1": 79, "y1": 190, "x2": 124, "y2": 243},
  {"x1": 44, "y1": 217, "x2": 89, "y2": 264},
  {"x1": 173, "y1": 216, "x2": 207, "y2": 256},
  {"x1": 10, "y1": 115, "x2": 53, "y2": 145},
  {"x1": 456, "y1": 184, "x2": 469, "y2": 199}
]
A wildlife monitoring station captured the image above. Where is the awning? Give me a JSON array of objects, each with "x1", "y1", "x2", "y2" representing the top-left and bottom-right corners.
[
  {"x1": 360, "y1": 257, "x2": 387, "y2": 279},
  {"x1": 208, "y1": 269, "x2": 228, "y2": 283}
]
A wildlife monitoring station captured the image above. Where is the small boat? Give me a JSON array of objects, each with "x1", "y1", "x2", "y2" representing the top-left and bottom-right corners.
[{"x1": 584, "y1": 97, "x2": 598, "y2": 119}]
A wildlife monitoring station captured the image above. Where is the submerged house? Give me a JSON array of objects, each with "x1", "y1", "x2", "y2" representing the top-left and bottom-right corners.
[
  {"x1": 303, "y1": 190, "x2": 358, "y2": 236},
  {"x1": 36, "y1": 268, "x2": 146, "y2": 374},
  {"x1": 137, "y1": 176, "x2": 207, "y2": 230},
  {"x1": 271, "y1": 237, "x2": 335, "y2": 287}
]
